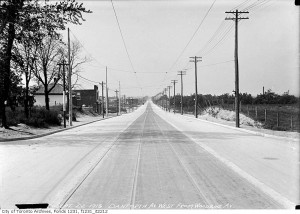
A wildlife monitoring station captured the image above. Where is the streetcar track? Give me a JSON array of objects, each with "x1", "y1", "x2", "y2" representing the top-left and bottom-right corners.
[
  {"x1": 55, "y1": 110, "x2": 148, "y2": 209},
  {"x1": 129, "y1": 109, "x2": 149, "y2": 209},
  {"x1": 151, "y1": 110, "x2": 212, "y2": 205}
]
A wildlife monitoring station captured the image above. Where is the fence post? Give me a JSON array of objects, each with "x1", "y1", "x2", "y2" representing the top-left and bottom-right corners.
[
  {"x1": 277, "y1": 112, "x2": 279, "y2": 127},
  {"x1": 291, "y1": 115, "x2": 293, "y2": 131},
  {"x1": 255, "y1": 106, "x2": 258, "y2": 119},
  {"x1": 264, "y1": 109, "x2": 267, "y2": 123},
  {"x1": 247, "y1": 105, "x2": 249, "y2": 116}
]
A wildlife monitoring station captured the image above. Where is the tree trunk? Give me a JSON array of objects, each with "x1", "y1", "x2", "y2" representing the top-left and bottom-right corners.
[
  {"x1": 24, "y1": 77, "x2": 29, "y2": 118},
  {"x1": 44, "y1": 84, "x2": 50, "y2": 110},
  {"x1": 1, "y1": 22, "x2": 16, "y2": 128}
]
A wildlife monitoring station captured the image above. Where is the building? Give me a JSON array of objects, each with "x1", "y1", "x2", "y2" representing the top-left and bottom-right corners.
[
  {"x1": 34, "y1": 84, "x2": 67, "y2": 107},
  {"x1": 73, "y1": 85, "x2": 101, "y2": 112}
]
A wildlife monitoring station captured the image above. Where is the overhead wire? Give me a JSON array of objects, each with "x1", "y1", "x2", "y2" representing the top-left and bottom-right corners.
[
  {"x1": 161, "y1": 0, "x2": 217, "y2": 89},
  {"x1": 160, "y1": 0, "x2": 276, "y2": 95},
  {"x1": 69, "y1": 29, "x2": 122, "y2": 86},
  {"x1": 110, "y1": 0, "x2": 143, "y2": 91}
]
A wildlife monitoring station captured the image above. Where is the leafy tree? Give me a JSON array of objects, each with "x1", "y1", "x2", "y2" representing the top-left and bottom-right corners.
[
  {"x1": 0, "y1": 0, "x2": 91, "y2": 128},
  {"x1": 278, "y1": 91, "x2": 298, "y2": 104},
  {"x1": 239, "y1": 93, "x2": 253, "y2": 105},
  {"x1": 12, "y1": 36, "x2": 38, "y2": 118}
]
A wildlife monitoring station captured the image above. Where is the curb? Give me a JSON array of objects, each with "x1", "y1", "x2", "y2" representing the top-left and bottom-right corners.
[
  {"x1": 0, "y1": 116, "x2": 116, "y2": 142},
  {"x1": 155, "y1": 105, "x2": 299, "y2": 142}
]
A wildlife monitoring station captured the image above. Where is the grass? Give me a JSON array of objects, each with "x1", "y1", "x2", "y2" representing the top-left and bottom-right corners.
[{"x1": 222, "y1": 104, "x2": 300, "y2": 132}]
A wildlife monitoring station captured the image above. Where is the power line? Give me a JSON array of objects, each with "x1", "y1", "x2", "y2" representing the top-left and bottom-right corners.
[
  {"x1": 110, "y1": 0, "x2": 143, "y2": 92},
  {"x1": 161, "y1": 0, "x2": 276, "y2": 96},
  {"x1": 168, "y1": 0, "x2": 217, "y2": 72},
  {"x1": 231, "y1": 0, "x2": 253, "y2": 11},
  {"x1": 201, "y1": 23, "x2": 234, "y2": 56},
  {"x1": 76, "y1": 73, "x2": 100, "y2": 84},
  {"x1": 110, "y1": 0, "x2": 136, "y2": 74},
  {"x1": 198, "y1": 59, "x2": 234, "y2": 68}
]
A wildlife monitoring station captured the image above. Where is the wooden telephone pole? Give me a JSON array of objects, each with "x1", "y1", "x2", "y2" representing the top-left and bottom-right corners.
[
  {"x1": 105, "y1": 67, "x2": 108, "y2": 118},
  {"x1": 119, "y1": 81, "x2": 121, "y2": 116},
  {"x1": 57, "y1": 59, "x2": 69, "y2": 128},
  {"x1": 99, "y1": 81, "x2": 105, "y2": 118},
  {"x1": 68, "y1": 28, "x2": 72, "y2": 126},
  {"x1": 171, "y1": 80, "x2": 178, "y2": 114},
  {"x1": 189, "y1": 56, "x2": 202, "y2": 118},
  {"x1": 167, "y1": 85, "x2": 172, "y2": 112},
  {"x1": 164, "y1": 88, "x2": 168, "y2": 111},
  {"x1": 178, "y1": 70, "x2": 186, "y2": 115},
  {"x1": 225, "y1": 10, "x2": 249, "y2": 128},
  {"x1": 115, "y1": 89, "x2": 119, "y2": 116}
]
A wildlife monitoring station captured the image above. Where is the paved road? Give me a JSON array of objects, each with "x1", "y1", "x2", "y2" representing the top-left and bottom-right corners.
[
  {"x1": 0, "y1": 101, "x2": 297, "y2": 209},
  {"x1": 61, "y1": 103, "x2": 282, "y2": 209}
]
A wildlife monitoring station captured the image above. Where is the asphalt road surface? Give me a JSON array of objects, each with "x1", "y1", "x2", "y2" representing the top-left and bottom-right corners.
[{"x1": 0, "y1": 101, "x2": 298, "y2": 209}]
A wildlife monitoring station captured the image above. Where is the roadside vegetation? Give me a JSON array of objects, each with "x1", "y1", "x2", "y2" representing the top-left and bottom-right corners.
[
  {"x1": 0, "y1": 0, "x2": 92, "y2": 128},
  {"x1": 154, "y1": 89, "x2": 300, "y2": 132}
]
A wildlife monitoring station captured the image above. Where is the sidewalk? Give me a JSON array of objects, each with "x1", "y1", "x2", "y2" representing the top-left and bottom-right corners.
[
  {"x1": 0, "y1": 113, "x2": 119, "y2": 142},
  {"x1": 160, "y1": 107, "x2": 300, "y2": 141}
]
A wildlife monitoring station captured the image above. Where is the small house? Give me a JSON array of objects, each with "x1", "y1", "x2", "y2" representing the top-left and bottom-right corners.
[{"x1": 34, "y1": 84, "x2": 67, "y2": 107}]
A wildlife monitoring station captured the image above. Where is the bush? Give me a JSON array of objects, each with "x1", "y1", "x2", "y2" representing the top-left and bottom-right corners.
[
  {"x1": 25, "y1": 117, "x2": 47, "y2": 128},
  {"x1": 4, "y1": 107, "x2": 62, "y2": 128}
]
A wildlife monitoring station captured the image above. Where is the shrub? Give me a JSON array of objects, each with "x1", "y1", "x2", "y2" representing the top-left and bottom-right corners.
[
  {"x1": 25, "y1": 117, "x2": 47, "y2": 128},
  {"x1": 4, "y1": 107, "x2": 62, "y2": 128}
]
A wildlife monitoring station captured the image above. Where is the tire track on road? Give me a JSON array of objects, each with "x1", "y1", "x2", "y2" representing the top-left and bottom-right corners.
[
  {"x1": 50, "y1": 110, "x2": 148, "y2": 208},
  {"x1": 151, "y1": 110, "x2": 212, "y2": 206},
  {"x1": 129, "y1": 109, "x2": 149, "y2": 209}
]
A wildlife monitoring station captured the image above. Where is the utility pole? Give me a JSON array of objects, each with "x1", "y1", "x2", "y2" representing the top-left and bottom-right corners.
[
  {"x1": 115, "y1": 89, "x2": 119, "y2": 116},
  {"x1": 164, "y1": 88, "x2": 168, "y2": 111},
  {"x1": 57, "y1": 59, "x2": 69, "y2": 128},
  {"x1": 105, "y1": 67, "x2": 108, "y2": 117},
  {"x1": 123, "y1": 95, "x2": 126, "y2": 113},
  {"x1": 68, "y1": 28, "x2": 72, "y2": 126},
  {"x1": 99, "y1": 81, "x2": 105, "y2": 118},
  {"x1": 178, "y1": 70, "x2": 186, "y2": 115},
  {"x1": 225, "y1": 9, "x2": 249, "y2": 128},
  {"x1": 119, "y1": 81, "x2": 121, "y2": 115},
  {"x1": 171, "y1": 80, "x2": 178, "y2": 114},
  {"x1": 189, "y1": 56, "x2": 202, "y2": 118},
  {"x1": 167, "y1": 85, "x2": 171, "y2": 112}
]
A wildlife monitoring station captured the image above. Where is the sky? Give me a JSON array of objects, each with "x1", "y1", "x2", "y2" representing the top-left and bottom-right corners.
[{"x1": 65, "y1": 0, "x2": 299, "y2": 98}]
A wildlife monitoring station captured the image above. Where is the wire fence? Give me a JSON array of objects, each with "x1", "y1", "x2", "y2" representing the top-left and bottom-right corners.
[
  {"x1": 157, "y1": 100, "x2": 300, "y2": 133},
  {"x1": 222, "y1": 103, "x2": 300, "y2": 132}
]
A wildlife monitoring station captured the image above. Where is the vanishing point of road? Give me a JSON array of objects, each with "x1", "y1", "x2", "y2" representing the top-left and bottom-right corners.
[{"x1": 0, "y1": 101, "x2": 298, "y2": 209}]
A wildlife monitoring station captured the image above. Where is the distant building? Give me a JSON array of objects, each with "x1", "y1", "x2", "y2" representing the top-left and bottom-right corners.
[
  {"x1": 73, "y1": 85, "x2": 101, "y2": 112},
  {"x1": 34, "y1": 84, "x2": 67, "y2": 107}
]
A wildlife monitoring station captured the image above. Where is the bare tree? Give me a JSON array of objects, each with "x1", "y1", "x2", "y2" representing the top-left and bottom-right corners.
[
  {"x1": 33, "y1": 34, "x2": 64, "y2": 110},
  {"x1": 12, "y1": 38, "x2": 38, "y2": 118},
  {"x1": 61, "y1": 40, "x2": 91, "y2": 89},
  {"x1": 59, "y1": 40, "x2": 91, "y2": 109}
]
